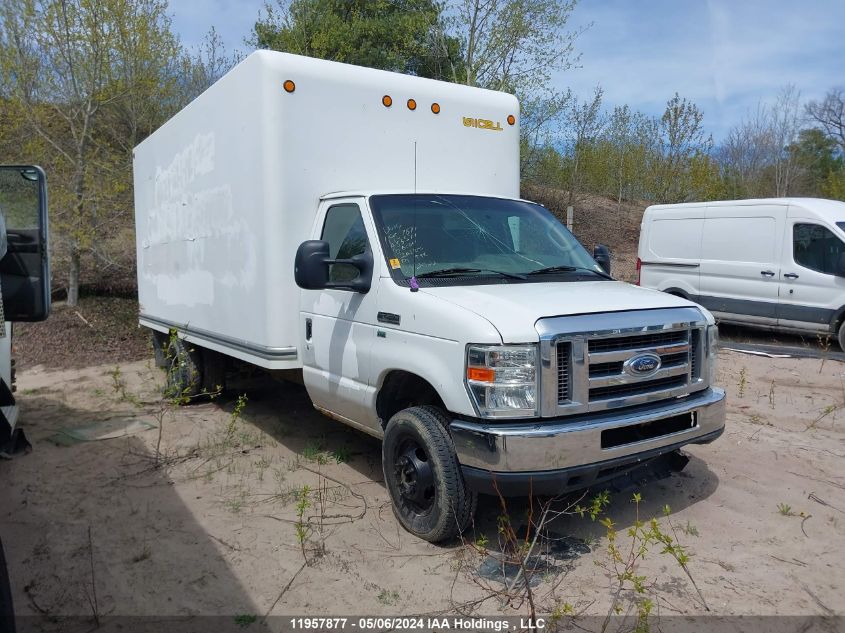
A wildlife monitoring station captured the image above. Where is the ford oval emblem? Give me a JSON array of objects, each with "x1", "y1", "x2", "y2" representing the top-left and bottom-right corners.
[{"x1": 624, "y1": 353, "x2": 662, "y2": 377}]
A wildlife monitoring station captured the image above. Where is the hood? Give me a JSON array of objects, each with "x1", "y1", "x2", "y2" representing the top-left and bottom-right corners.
[{"x1": 420, "y1": 280, "x2": 702, "y2": 342}]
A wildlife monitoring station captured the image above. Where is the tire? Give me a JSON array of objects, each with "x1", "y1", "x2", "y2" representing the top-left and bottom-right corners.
[
  {"x1": 838, "y1": 320, "x2": 845, "y2": 353},
  {"x1": 164, "y1": 336, "x2": 203, "y2": 400},
  {"x1": 382, "y1": 406, "x2": 476, "y2": 543}
]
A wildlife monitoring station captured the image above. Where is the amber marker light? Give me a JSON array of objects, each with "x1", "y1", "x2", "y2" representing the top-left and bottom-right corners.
[
  {"x1": 407, "y1": 98, "x2": 417, "y2": 111},
  {"x1": 431, "y1": 102, "x2": 441, "y2": 114},
  {"x1": 467, "y1": 367, "x2": 495, "y2": 382},
  {"x1": 382, "y1": 95, "x2": 393, "y2": 107},
  {"x1": 283, "y1": 80, "x2": 296, "y2": 93},
  {"x1": 507, "y1": 114, "x2": 516, "y2": 125}
]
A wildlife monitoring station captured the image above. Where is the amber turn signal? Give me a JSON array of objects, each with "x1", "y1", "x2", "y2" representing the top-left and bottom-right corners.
[{"x1": 467, "y1": 367, "x2": 495, "y2": 382}]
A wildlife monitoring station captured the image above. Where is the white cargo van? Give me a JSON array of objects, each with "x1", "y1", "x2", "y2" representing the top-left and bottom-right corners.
[
  {"x1": 638, "y1": 198, "x2": 845, "y2": 350},
  {"x1": 134, "y1": 51, "x2": 725, "y2": 542}
]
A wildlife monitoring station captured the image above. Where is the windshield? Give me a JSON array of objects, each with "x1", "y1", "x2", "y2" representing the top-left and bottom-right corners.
[{"x1": 369, "y1": 194, "x2": 604, "y2": 284}]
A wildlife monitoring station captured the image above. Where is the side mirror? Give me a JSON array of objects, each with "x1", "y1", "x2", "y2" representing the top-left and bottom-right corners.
[
  {"x1": 593, "y1": 244, "x2": 611, "y2": 276},
  {"x1": 294, "y1": 240, "x2": 373, "y2": 293},
  {"x1": 0, "y1": 165, "x2": 50, "y2": 322},
  {"x1": 837, "y1": 252, "x2": 845, "y2": 277}
]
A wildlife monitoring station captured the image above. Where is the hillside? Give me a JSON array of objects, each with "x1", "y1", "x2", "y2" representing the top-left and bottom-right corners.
[{"x1": 522, "y1": 185, "x2": 645, "y2": 282}]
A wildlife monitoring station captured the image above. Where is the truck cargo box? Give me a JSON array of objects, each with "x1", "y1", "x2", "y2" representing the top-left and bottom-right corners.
[{"x1": 134, "y1": 51, "x2": 519, "y2": 369}]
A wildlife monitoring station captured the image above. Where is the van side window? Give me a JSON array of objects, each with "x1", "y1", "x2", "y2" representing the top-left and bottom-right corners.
[
  {"x1": 321, "y1": 203, "x2": 368, "y2": 283},
  {"x1": 793, "y1": 223, "x2": 845, "y2": 275}
]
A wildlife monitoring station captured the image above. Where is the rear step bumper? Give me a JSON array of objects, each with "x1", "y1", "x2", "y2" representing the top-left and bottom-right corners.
[{"x1": 451, "y1": 387, "x2": 725, "y2": 496}]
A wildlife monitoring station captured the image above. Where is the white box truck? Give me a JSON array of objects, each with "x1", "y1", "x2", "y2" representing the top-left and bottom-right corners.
[
  {"x1": 637, "y1": 198, "x2": 845, "y2": 350},
  {"x1": 134, "y1": 51, "x2": 726, "y2": 542}
]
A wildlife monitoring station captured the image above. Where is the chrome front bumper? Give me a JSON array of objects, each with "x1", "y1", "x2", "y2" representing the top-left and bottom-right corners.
[{"x1": 450, "y1": 387, "x2": 725, "y2": 493}]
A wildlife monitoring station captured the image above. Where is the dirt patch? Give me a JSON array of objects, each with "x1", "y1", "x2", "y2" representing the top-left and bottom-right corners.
[
  {"x1": 13, "y1": 296, "x2": 149, "y2": 370},
  {"x1": 2, "y1": 351, "x2": 844, "y2": 626}
]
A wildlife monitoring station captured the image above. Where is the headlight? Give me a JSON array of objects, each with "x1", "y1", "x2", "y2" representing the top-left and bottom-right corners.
[
  {"x1": 706, "y1": 324, "x2": 719, "y2": 385},
  {"x1": 465, "y1": 344, "x2": 538, "y2": 418}
]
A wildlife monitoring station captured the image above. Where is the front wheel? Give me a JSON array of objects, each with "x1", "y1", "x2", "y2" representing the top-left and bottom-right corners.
[{"x1": 382, "y1": 406, "x2": 476, "y2": 543}]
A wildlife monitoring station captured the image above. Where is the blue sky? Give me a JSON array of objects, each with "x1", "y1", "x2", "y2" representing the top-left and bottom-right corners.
[{"x1": 168, "y1": 0, "x2": 845, "y2": 142}]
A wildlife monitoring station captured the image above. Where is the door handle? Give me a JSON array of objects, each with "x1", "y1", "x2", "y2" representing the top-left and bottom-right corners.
[
  {"x1": 305, "y1": 318, "x2": 312, "y2": 341},
  {"x1": 783, "y1": 272, "x2": 799, "y2": 280},
  {"x1": 760, "y1": 270, "x2": 775, "y2": 277}
]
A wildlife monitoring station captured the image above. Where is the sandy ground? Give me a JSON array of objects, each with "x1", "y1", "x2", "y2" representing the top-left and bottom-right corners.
[{"x1": 1, "y1": 349, "x2": 844, "y2": 631}]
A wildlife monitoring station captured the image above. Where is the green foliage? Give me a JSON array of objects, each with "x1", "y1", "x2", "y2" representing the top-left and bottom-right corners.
[
  {"x1": 597, "y1": 494, "x2": 708, "y2": 631},
  {"x1": 251, "y1": 0, "x2": 458, "y2": 79}
]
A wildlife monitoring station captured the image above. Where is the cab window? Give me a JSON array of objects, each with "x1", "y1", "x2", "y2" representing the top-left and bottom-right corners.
[
  {"x1": 321, "y1": 204, "x2": 368, "y2": 283},
  {"x1": 793, "y1": 223, "x2": 845, "y2": 275}
]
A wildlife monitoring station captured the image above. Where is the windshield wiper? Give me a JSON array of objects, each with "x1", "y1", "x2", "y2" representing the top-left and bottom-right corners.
[
  {"x1": 527, "y1": 265, "x2": 613, "y2": 280},
  {"x1": 415, "y1": 267, "x2": 526, "y2": 280}
]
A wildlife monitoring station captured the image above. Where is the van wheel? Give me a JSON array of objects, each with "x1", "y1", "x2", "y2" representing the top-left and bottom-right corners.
[
  {"x1": 382, "y1": 406, "x2": 476, "y2": 543},
  {"x1": 838, "y1": 321, "x2": 845, "y2": 353},
  {"x1": 164, "y1": 336, "x2": 203, "y2": 400}
]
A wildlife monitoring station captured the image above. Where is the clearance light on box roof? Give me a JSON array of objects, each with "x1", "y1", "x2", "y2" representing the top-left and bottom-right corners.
[
  {"x1": 283, "y1": 80, "x2": 296, "y2": 93},
  {"x1": 382, "y1": 95, "x2": 392, "y2": 107},
  {"x1": 431, "y1": 102, "x2": 441, "y2": 114},
  {"x1": 407, "y1": 98, "x2": 417, "y2": 111}
]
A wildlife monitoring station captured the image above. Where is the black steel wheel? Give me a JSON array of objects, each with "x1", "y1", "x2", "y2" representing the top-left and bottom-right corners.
[{"x1": 382, "y1": 406, "x2": 476, "y2": 542}]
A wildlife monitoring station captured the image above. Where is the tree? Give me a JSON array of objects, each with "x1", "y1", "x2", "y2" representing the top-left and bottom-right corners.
[
  {"x1": 650, "y1": 93, "x2": 712, "y2": 203},
  {"x1": 560, "y1": 86, "x2": 604, "y2": 209},
  {"x1": 0, "y1": 0, "x2": 182, "y2": 305},
  {"x1": 250, "y1": 0, "x2": 458, "y2": 79},
  {"x1": 806, "y1": 88, "x2": 845, "y2": 153},
  {"x1": 769, "y1": 85, "x2": 801, "y2": 196},
  {"x1": 446, "y1": 0, "x2": 585, "y2": 93}
]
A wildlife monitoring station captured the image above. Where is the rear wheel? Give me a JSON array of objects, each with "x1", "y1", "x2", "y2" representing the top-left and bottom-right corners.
[
  {"x1": 164, "y1": 336, "x2": 203, "y2": 400},
  {"x1": 838, "y1": 320, "x2": 845, "y2": 353},
  {"x1": 382, "y1": 406, "x2": 476, "y2": 542}
]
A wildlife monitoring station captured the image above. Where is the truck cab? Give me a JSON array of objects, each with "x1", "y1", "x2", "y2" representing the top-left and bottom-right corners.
[{"x1": 293, "y1": 190, "x2": 725, "y2": 541}]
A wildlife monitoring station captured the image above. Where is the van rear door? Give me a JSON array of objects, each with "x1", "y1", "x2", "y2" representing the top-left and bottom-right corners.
[
  {"x1": 697, "y1": 204, "x2": 784, "y2": 324},
  {"x1": 639, "y1": 207, "x2": 703, "y2": 296}
]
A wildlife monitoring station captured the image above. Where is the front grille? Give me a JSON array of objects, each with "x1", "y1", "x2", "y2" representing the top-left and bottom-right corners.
[
  {"x1": 588, "y1": 330, "x2": 687, "y2": 353},
  {"x1": 540, "y1": 307, "x2": 708, "y2": 417},
  {"x1": 557, "y1": 342, "x2": 571, "y2": 403},
  {"x1": 590, "y1": 375, "x2": 687, "y2": 401},
  {"x1": 691, "y1": 329, "x2": 701, "y2": 379},
  {"x1": 554, "y1": 325, "x2": 700, "y2": 413}
]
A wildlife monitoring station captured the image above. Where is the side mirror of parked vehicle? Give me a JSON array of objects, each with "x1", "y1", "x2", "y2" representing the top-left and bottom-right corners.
[
  {"x1": 294, "y1": 240, "x2": 373, "y2": 293},
  {"x1": 837, "y1": 252, "x2": 845, "y2": 278},
  {"x1": 593, "y1": 244, "x2": 611, "y2": 276}
]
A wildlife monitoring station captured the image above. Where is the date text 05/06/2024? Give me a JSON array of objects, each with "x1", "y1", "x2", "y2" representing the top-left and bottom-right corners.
[{"x1": 288, "y1": 617, "x2": 547, "y2": 631}]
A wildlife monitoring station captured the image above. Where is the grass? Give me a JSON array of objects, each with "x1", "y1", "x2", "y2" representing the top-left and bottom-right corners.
[
  {"x1": 777, "y1": 502, "x2": 795, "y2": 516},
  {"x1": 234, "y1": 614, "x2": 257, "y2": 628}
]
